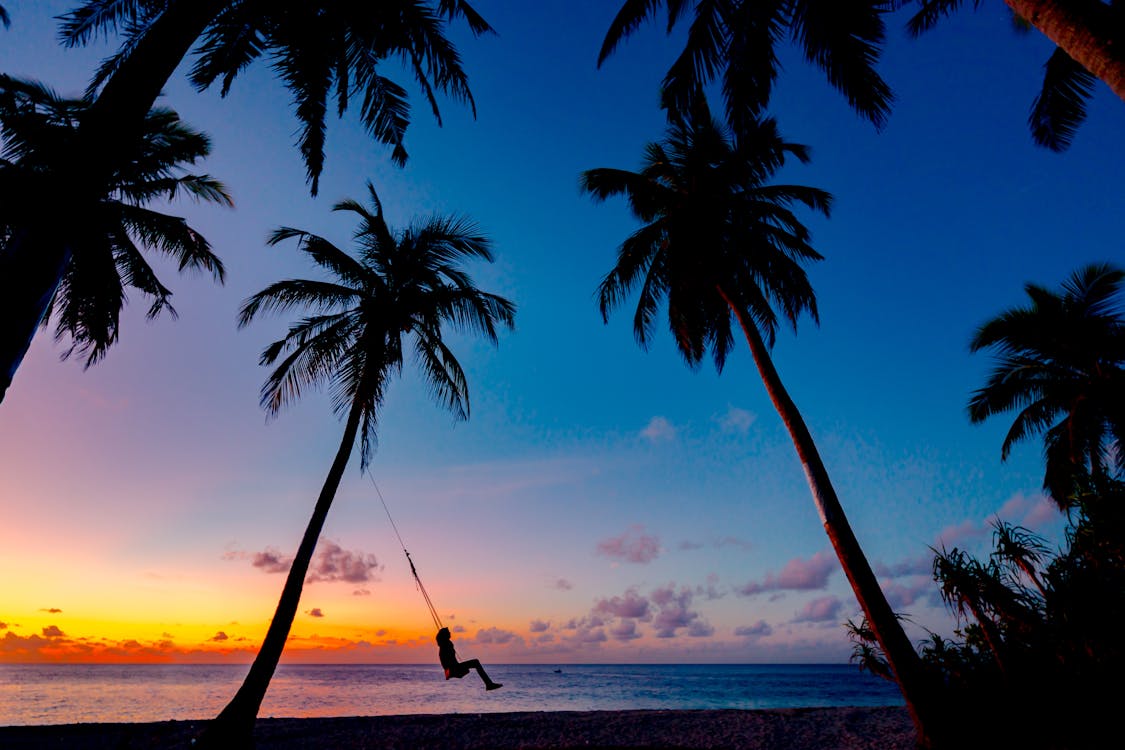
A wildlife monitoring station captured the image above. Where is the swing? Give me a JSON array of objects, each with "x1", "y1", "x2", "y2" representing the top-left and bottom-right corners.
[
  {"x1": 369, "y1": 475, "x2": 503, "y2": 691},
  {"x1": 369, "y1": 474, "x2": 444, "y2": 632}
]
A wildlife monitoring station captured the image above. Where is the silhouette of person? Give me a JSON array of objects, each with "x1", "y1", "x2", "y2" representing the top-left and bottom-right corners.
[{"x1": 436, "y1": 627, "x2": 502, "y2": 690}]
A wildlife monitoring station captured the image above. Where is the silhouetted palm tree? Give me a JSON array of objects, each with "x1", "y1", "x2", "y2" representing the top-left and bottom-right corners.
[
  {"x1": 581, "y1": 101, "x2": 942, "y2": 747},
  {"x1": 0, "y1": 75, "x2": 229, "y2": 367},
  {"x1": 597, "y1": 0, "x2": 895, "y2": 134},
  {"x1": 900, "y1": 0, "x2": 1125, "y2": 150},
  {"x1": 0, "y1": 0, "x2": 491, "y2": 403},
  {"x1": 204, "y1": 183, "x2": 514, "y2": 745},
  {"x1": 968, "y1": 262, "x2": 1125, "y2": 505}
]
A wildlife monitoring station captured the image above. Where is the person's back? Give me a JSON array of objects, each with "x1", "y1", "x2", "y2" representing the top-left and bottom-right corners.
[{"x1": 438, "y1": 637, "x2": 459, "y2": 673}]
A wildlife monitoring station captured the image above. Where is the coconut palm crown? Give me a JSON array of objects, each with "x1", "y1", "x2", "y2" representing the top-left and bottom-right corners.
[
  {"x1": 0, "y1": 75, "x2": 230, "y2": 367},
  {"x1": 583, "y1": 102, "x2": 831, "y2": 367},
  {"x1": 239, "y1": 182, "x2": 515, "y2": 468},
  {"x1": 968, "y1": 262, "x2": 1125, "y2": 505}
]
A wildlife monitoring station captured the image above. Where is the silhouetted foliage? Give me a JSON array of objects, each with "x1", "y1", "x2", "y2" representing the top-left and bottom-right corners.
[
  {"x1": 61, "y1": 0, "x2": 493, "y2": 195},
  {"x1": 0, "y1": 74, "x2": 229, "y2": 367},
  {"x1": 851, "y1": 475, "x2": 1125, "y2": 748},
  {"x1": 598, "y1": 0, "x2": 894, "y2": 135},
  {"x1": 897, "y1": 0, "x2": 1125, "y2": 150},
  {"x1": 967, "y1": 263, "x2": 1125, "y2": 507}
]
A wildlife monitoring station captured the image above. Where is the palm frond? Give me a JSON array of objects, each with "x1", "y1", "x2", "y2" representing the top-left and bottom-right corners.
[
  {"x1": 57, "y1": 0, "x2": 162, "y2": 47},
  {"x1": 598, "y1": 0, "x2": 666, "y2": 66},
  {"x1": 1030, "y1": 48, "x2": 1095, "y2": 152},
  {"x1": 238, "y1": 279, "x2": 361, "y2": 328},
  {"x1": 904, "y1": 0, "x2": 975, "y2": 38},
  {"x1": 789, "y1": 0, "x2": 893, "y2": 128}
]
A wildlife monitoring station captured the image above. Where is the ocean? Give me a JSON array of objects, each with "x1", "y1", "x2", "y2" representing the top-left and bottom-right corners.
[{"x1": 0, "y1": 663, "x2": 904, "y2": 727}]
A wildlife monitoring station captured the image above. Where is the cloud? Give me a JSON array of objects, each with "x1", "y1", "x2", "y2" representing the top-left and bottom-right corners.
[
  {"x1": 0, "y1": 622, "x2": 7, "y2": 630},
  {"x1": 874, "y1": 552, "x2": 933, "y2": 579},
  {"x1": 640, "y1": 416, "x2": 676, "y2": 442},
  {"x1": 572, "y1": 627, "x2": 607, "y2": 644},
  {"x1": 306, "y1": 608, "x2": 325, "y2": 618},
  {"x1": 353, "y1": 588, "x2": 372, "y2": 596},
  {"x1": 998, "y1": 491, "x2": 1058, "y2": 530},
  {"x1": 209, "y1": 632, "x2": 229, "y2": 642},
  {"x1": 609, "y1": 619, "x2": 642, "y2": 641},
  {"x1": 529, "y1": 619, "x2": 550, "y2": 633},
  {"x1": 597, "y1": 525, "x2": 661, "y2": 564},
  {"x1": 679, "y1": 536, "x2": 753, "y2": 553},
  {"x1": 649, "y1": 584, "x2": 711, "y2": 638},
  {"x1": 553, "y1": 578, "x2": 574, "y2": 590},
  {"x1": 737, "y1": 551, "x2": 836, "y2": 596},
  {"x1": 41, "y1": 625, "x2": 65, "y2": 638},
  {"x1": 252, "y1": 549, "x2": 291, "y2": 574},
  {"x1": 734, "y1": 621, "x2": 772, "y2": 638},
  {"x1": 793, "y1": 596, "x2": 845, "y2": 624},
  {"x1": 934, "y1": 520, "x2": 988, "y2": 550},
  {"x1": 306, "y1": 540, "x2": 382, "y2": 584},
  {"x1": 880, "y1": 577, "x2": 936, "y2": 611},
  {"x1": 227, "y1": 539, "x2": 382, "y2": 584},
  {"x1": 718, "y1": 406, "x2": 756, "y2": 434},
  {"x1": 593, "y1": 589, "x2": 650, "y2": 619},
  {"x1": 474, "y1": 627, "x2": 518, "y2": 645},
  {"x1": 40, "y1": 608, "x2": 63, "y2": 614}
]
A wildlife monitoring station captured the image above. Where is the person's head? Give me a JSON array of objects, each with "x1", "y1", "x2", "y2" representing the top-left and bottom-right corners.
[{"x1": 436, "y1": 627, "x2": 451, "y2": 644}]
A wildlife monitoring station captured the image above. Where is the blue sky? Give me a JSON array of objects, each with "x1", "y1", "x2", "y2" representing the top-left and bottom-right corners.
[{"x1": 0, "y1": 1, "x2": 1121, "y2": 665}]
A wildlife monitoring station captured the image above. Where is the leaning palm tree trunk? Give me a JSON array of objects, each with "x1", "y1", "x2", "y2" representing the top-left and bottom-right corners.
[
  {"x1": 201, "y1": 400, "x2": 364, "y2": 746},
  {"x1": 0, "y1": 0, "x2": 225, "y2": 403},
  {"x1": 1004, "y1": 0, "x2": 1125, "y2": 102},
  {"x1": 719, "y1": 288, "x2": 942, "y2": 747}
]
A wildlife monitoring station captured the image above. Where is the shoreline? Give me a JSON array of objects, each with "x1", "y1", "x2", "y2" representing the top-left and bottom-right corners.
[{"x1": 0, "y1": 707, "x2": 915, "y2": 749}]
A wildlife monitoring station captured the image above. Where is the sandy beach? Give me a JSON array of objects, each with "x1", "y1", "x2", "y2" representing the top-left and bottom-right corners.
[{"x1": 0, "y1": 707, "x2": 915, "y2": 749}]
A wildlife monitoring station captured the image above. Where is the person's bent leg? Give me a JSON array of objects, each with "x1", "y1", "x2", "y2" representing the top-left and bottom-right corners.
[{"x1": 462, "y1": 659, "x2": 501, "y2": 690}]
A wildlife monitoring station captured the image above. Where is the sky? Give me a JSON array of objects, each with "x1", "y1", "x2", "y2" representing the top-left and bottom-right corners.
[{"x1": 0, "y1": 1, "x2": 1122, "y2": 666}]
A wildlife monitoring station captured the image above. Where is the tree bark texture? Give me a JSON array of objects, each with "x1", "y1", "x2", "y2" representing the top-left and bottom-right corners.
[
  {"x1": 1005, "y1": 0, "x2": 1125, "y2": 102},
  {"x1": 201, "y1": 400, "x2": 365, "y2": 747},
  {"x1": 718, "y1": 288, "x2": 944, "y2": 748},
  {"x1": 0, "y1": 0, "x2": 224, "y2": 404}
]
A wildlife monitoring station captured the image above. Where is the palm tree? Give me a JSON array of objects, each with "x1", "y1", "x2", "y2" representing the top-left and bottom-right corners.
[
  {"x1": 968, "y1": 262, "x2": 1125, "y2": 506},
  {"x1": 597, "y1": 0, "x2": 895, "y2": 134},
  {"x1": 0, "y1": 75, "x2": 229, "y2": 368},
  {"x1": 899, "y1": 1, "x2": 1125, "y2": 150},
  {"x1": 202, "y1": 183, "x2": 514, "y2": 745},
  {"x1": 0, "y1": 0, "x2": 491, "y2": 404},
  {"x1": 581, "y1": 101, "x2": 943, "y2": 747}
]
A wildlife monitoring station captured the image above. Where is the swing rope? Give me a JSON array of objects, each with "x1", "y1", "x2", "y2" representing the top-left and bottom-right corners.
[{"x1": 368, "y1": 473, "x2": 444, "y2": 631}]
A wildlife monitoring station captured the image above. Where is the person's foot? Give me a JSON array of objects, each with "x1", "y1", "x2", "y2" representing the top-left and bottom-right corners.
[{"x1": 486, "y1": 682, "x2": 503, "y2": 691}]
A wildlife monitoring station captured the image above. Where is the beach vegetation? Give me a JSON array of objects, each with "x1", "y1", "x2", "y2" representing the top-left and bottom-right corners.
[
  {"x1": 0, "y1": 74, "x2": 230, "y2": 368},
  {"x1": 853, "y1": 476, "x2": 1125, "y2": 749},
  {"x1": 581, "y1": 98, "x2": 944, "y2": 747},
  {"x1": 851, "y1": 263, "x2": 1124, "y2": 748},
  {"x1": 200, "y1": 183, "x2": 514, "y2": 746}
]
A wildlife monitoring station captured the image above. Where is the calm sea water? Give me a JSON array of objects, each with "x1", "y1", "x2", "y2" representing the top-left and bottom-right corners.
[{"x1": 0, "y1": 663, "x2": 904, "y2": 727}]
